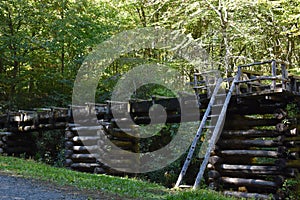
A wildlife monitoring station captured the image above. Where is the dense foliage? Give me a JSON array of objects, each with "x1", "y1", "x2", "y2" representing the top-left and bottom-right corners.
[{"x1": 0, "y1": 0, "x2": 299, "y2": 110}]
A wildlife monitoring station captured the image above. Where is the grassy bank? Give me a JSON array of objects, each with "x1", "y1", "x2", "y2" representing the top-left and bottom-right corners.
[{"x1": 0, "y1": 155, "x2": 233, "y2": 200}]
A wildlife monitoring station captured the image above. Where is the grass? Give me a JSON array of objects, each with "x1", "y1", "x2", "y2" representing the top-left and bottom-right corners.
[{"x1": 0, "y1": 155, "x2": 234, "y2": 200}]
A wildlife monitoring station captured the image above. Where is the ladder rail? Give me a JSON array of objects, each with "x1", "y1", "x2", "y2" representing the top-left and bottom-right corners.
[
  {"x1": 174, "y1": 77, "x2": 223, "y2": 188},
  {"x1": 193, "y1": 69, "x2": 242, "y2": 189}
]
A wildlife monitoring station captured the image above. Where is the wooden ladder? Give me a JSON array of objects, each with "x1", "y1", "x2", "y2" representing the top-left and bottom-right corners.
[{"x1": 175, "y1": 70, "x2": 241, "y2": 189}]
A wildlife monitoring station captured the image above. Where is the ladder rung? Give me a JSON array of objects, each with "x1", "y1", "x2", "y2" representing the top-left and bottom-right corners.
[
  {"x1": 212, "y1": 104, "x2": 223, "y2": 107},
  {"x1": 193, "y1": 86, "x2": 207, "y2": 89},
  {"x1": 178, "y1": 185, "x2": 193, "y2": 189},
  {"x1": 216, "y1": 94, "x2": 227, "y2": 97},
  {"x1": 205, "y1": 125, "x2": 215, "y2": 129},
  {"x1": 208, "y1": 115, "x2": 219, "y2": 118}
]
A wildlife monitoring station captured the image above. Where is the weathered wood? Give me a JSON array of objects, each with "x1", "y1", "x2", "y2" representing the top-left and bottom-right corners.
[
  {"x1": 209, "y1": 156, "x2": 223, "y2": 165},
  {"x1": 236, "y1": 76, "x2": 284, "y2": 86},
  {"x1": 219, "y1": 150, "x2": 281, "y2": 158},
  {"x1": 93, "y1": 167, "x2": 106, "y2": 174},
  {"x1": 8, "y1": 122, "x2": 67, "y2": 132},
  {"x1": 219, "y1": 164, "x2": 279, "y2": 171},
  {"x1": 72, "y1": 136, "x2": 100, "y2": 142},
  {"x1": 208, "y1": 170, "x2": 221, "y2": 179},
  {"x1": 271, "y1": 60, "x2": 277, "y2": 90},
  {"x1": 65, "y1": 131, "x2": 74, "y2": 139},
  {"x1": 65, "y1": 141, "x2": 74, "y2": 149},
  {"x1": 71, "y1": 163, "x2": 100, "y2": 168},
  {"x1": 194, "y1": 72, "x2": 240, "y2": 189},
  {"x1": 110, "y1": 140, "x2": 134, "y2": 148},
  {"x1": 227, "y1": 102, "x2": 287, "y2": 115},
  {"x1": 70, "y1": 126, "x2": 102, "y2": 131},
  {"x1": 175, "y1": 78, "x2": 224, "y2": 189},
  {"x1": 225, "y1": 118, "x2": 281, "y2": 129},
  {"x1": 73, "y1": 145, "x2": 99, "y2": 152},
  {"x1": 274, "y1": 108, "x2": 287, "y2": 119},
  {"x1": 276, "y1": 123, "x2": 288, "y2": 132},
  {"x1": 221, "y1": 177, "x2": 279, "y2": 188},
  {"x1": 221, "y1": 130, "x2": 282, "y2": 138},
  {"x1": 108, "y1": 131, "x2": 136, "y2": 140},
  {"x1": 219, "y1": 169, "x2": 296, "y2": 178},
  {"x1": 132, "y1": 113, "x2": 200, "y2": 124},
  {"x1": 71, "y1": 153, "x2": 98, "y2": 160},
  {"x1": 65, "y1": 159, "x2": 73, "y2": 166},
  {"x1": 65, "y1": 150, "x2": 73, "y2": 158},
  {"x1": 217, "y1": 139, "x2": 282, "y2": 148}
]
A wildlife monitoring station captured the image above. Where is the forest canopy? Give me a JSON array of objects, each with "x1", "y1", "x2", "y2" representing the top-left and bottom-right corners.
[{"x1": 0, "y1": 0, "x2": 299, "y2": 109}]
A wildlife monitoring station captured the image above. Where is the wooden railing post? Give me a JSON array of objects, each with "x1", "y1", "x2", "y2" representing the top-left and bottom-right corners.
[
  {"x1": 281, "y1": 63, "x2": 287, "y2": 91},
  {"x1": 235, "y1": 67, "x2": 241, "y2": 95},
  {"x1": 271, "y1": 60, "x2": 277, "y2": 90}
]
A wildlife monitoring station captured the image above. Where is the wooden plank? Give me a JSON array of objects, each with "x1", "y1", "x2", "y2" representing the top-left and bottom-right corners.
[{"x1": 241, "y1": 69, "x2": 264, "y2": 76}]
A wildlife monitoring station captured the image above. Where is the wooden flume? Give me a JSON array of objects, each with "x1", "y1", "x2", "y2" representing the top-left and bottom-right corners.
[{"x1": 0, "y1": 60, "x2": 299, "y2": 199}]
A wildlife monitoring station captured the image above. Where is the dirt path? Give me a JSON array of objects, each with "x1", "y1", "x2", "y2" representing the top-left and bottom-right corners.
[{"x1": 0, "y1": 173, "x2": 124, "y2": 200}]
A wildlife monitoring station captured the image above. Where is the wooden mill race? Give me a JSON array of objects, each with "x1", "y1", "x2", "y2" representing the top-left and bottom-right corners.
[{"x1": 0, "y1": 60, "x2": 300, "y2": 199}]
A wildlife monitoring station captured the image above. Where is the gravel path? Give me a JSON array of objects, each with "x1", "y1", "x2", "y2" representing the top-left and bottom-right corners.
[{"x1": 0, "y1": 174, "x2": 90, "y2": 200}]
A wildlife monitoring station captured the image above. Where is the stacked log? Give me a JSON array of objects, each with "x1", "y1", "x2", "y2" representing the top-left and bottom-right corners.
[
  {"x1": 5, "y1": 108, "x2": 69, "y2": 133},
  {"x1": 64, "y1": 124, "x2": 102, "y2": 172},
  {"x1": 65, "y1": 122, "x2": 140, "y2": 174},
  {"x1": 208, "y1": 109, "x2": 299, "y2": 199},
  {"x1": 65, "y1": 103, "x2": 139, "y2": 174}
]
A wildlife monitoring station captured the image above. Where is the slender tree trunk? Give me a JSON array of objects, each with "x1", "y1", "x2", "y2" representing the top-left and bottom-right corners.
[{"x1": 61, "y1": 1, "x2": 65, "y2": 75}]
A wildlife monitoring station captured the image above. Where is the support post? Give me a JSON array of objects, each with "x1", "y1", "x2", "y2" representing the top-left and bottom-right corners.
[
  {"x1": 281, "y1": 63, "x2": 287, "y2": 91},
  {"x1": 271, "y1": 60, "x2": 276, "y2": 90}
]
